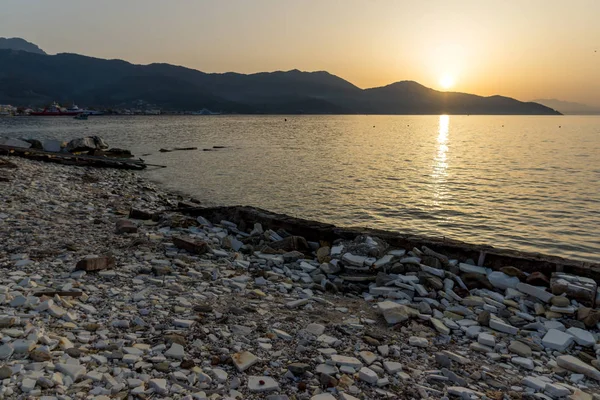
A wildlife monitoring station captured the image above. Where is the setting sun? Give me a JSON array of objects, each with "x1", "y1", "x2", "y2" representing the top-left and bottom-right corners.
[{"x1": 439, "y1": 75, "x2": 455, "y2": 90}]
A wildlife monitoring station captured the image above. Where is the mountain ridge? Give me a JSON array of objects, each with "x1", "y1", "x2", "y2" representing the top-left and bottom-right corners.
[
  {"x1": 532, "y1": 99, "x2": 600, "y2": 115},
  {"x1": 0, "y1": 37, "x2": 46, "y2": 55},
  {"x1": 0, "y1": 43, "x2": 560, "y2": 115}
]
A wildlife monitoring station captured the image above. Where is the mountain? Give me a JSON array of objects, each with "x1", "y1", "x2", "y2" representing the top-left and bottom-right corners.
[
  {"x1": 0, "y1": 37, "x2": 46, "y2": 55},
  {"x1": 532, "y1": 99, "x2": 600, "y2": 115},
  {"x1": 0, "y1": 47, "x2": 560, "y2": 115}
]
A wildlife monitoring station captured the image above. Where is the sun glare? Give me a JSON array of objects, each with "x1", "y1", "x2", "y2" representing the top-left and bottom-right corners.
[{"x1": 439, "y1": 75, "x2": 455, "y2": 90}]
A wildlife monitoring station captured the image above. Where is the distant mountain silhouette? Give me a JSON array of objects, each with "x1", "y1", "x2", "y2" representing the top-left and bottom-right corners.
[
  {"x1": 532, "y1": 99, "x2": 600, "y2": 115},
  {"x1": 0, "y1": 37, "x2": 46, "y2": 55},
  {"x1": 0, "y1": 46, "x2": 560, "y2": 115}
]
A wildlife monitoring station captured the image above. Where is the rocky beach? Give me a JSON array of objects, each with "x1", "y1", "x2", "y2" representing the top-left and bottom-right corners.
[{"x1": 1, "y1": 156, "x2": 600, "y2": 400}]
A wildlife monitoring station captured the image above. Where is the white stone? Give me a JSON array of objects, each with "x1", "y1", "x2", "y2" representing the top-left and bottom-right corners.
[
  {"x1": 459, "y1": 263, "x2": 487, "y2": 275},
  {"x1": 232, "y1": 351, "x2": 259, "y2": 372},
  {"x1": 516, "y1": 283, "x2": 553, "y2": 303},
  {"x1": 544, "y1": 383, "x2": 570, "y2": 397},
  {"x1": 331, "y1": 354, "x2": 363, "y2": 369},
  {"x1": 358, "y1": 367, "x2": 378, "y2": 384},
  {"x1": 512, "y1": 357, "x2": 534, "y2": 370},
  {"x1": 522, "y1": 376, "x2": 547, "y2": 391},
  {"x1": 566, "y1": 327, "x2": 596, "y2": 347},
  {"x1": 359, "y1": 351, "x2": 377, "y2": 365},
  {"x1": 149, "y1": 378, "x2": 168, "y2": 394},
  {"x1": 488, "y1": 271, "x2": 520, "y2": 290},
  {"x1": 489, "y1": 318, "x2": 519, "y2": 335},
  {"x1": 408, "y1": 336, "x2": 429, "y2": 347},
  {"x1": 165, "y1": 343, "x2": 185, "y2": 359},
  {"x1": 557, "y1": 355, "x2": 600, "y2": 381},
  {"x1": 342, "y1": 253, "x2": 367, "y2": 267},
  {"x1": 311, "y1": 394, "x2": 337, "y2": 400},
  {"x1": 212, "y1": 368, "x2": 228, "y2": 383},
  {"x1": 542, "y1": 329, "x2": 574, "y2": 352},
  {"x1": 247, "y1": 376, "x2": 279, "y2": 392},
  {"x1": 21, "y1": 378, "x2": 37, "y2": 392},
  {"x1": 383, "y1": 361, "x2": 402, "y2": 373},
  {"x1": 478, "y1": 333, "x2": 496, "y2": 347},
  {"x1": 55, "y1": 363, "x2": 86, "y2": 381}
]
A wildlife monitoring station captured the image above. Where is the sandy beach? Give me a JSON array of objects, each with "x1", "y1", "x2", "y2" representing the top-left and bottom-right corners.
[{"x1": 1, "y1": 156, "x2": 600, "y2": 399}]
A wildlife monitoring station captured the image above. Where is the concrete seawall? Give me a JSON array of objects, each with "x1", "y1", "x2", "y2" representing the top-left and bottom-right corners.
[{"x1": 179, "y1": 205, "x2": 600, "y2": 281}]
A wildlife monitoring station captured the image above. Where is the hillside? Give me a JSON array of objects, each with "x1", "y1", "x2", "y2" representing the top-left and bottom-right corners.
[
  {"x1": 0, "y1": 37, "x2": 46, "y2": 55},
  {"x1": 533, "y1": 99, "x2": 600, "y2": 115},
  {"x1": 0, "y1": 48, "x2": 560, "y2": 115}
]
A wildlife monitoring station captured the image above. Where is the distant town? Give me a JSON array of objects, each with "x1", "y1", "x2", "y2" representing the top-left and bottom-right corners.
[{"x1": 0, "y1": 101, "x2": 221, "y2": 116}]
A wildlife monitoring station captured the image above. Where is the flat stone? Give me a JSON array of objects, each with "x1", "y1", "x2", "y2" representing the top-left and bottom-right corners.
[
  {"x1": 232, "y1": 351, "x2": 259, "y2": 372},
  {"x1": 383, "y1": 361, "x2": 403, "y2": 373},
  {"x1": 311, "y1": 395, "x2": 337, "y2": 400},
  {"x1": 516, "y1": 282, "x2": 553, "y2": 303},
  {"x1": 508, "y1": 341, "x2": 532, "y2": 357},
  {"x1": 488, "y1": 271, "x2": 520, "y2": 290},
  {"x1": 557, "y1": 355, "x2": 600, "y2": 381},
  {"x1": 248, "y1": 376, "x2": 279, "y2": 393},
  {"x1": 359, "y1": 351, "x2": 377, "y2": 365},
  {"x1": 512, "y1": 357, "x2": 534, "y2": 370},
  {"x1": 331, "y1": 354, "x2": 363, "y2": 369},
  {"x1": 542, "y1": 329, "x2": 574, "y2": 352},
  {"x1": 408, "y1": 336, "x2": 429, "y2": 347},
  {"x1": 489, "y1": 318, "x2": 518, "y2": 335},
  {"x1": 55, "y1": 363, "x2": 86, "y2": 381},
  {"x1": 522, "y1": 376, "x2": 547, "y2": 391},
  {"x1": 149, "y1": 378, "x2": 168, "y2": 395},
  {"x1": 459, "y1": 263, "x2": 487, "y2": 275},
  {"x1": 478, "y1": 333, "x2": 496, "y2": 347},
  {"x1": 544, "y1": 383, "x2": 570, "y2": 397},
  {"x1": 358, "y1": 367, "x2": 378, "y2": 384},
  {"x1": 21, "y1": 378, "x2": 37, "y2": 392},
  {"x1": 431, "y1": 318, "x2": 451, "y2": 335},
  {"x1": 164, "y1": 343, "x2": 185, "y2": 359},
  {"x1": 305, "y1": 323, "x2": 326, "y2": 336},
  {"x1": 565, "y1": 327, "x2": 596, "y2": 347}
]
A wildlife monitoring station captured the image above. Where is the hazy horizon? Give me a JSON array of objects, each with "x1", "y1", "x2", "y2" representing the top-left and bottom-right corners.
[{"x1": 1, "y1": 0, "x2": 599, "y2": 106}]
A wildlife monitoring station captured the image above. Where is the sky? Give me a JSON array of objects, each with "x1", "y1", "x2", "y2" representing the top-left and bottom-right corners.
[{"x1": 1, "y1": 0, "x2": 599, "y2": 106}]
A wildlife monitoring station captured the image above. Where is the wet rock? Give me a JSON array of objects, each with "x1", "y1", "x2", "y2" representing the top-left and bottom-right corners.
[
  {"x1": 526, "y1": 271, "x2": 550, "y2": 287},
  {"x1": 270, "y1": 236, "x2": 309, "y2": 252},
  {"x1": 500, "y1": 266, "x2": 527, "y2": 280},
  {"x1": 551, "y1": 273, "x2": 597, "y2": 307}
]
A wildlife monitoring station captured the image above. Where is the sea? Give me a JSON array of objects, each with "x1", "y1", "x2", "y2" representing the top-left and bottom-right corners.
[{"x1": 1, "y1": 115, "x2": 599, "y2": 262}]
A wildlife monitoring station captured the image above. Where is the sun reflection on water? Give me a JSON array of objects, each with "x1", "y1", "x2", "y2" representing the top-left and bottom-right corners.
[{"x1": 432, "y1": 115, "x2": 450, "y2": 205}]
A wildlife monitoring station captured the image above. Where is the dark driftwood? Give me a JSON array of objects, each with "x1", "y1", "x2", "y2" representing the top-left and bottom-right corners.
[
  {"x1": 34, "y1": 291, "x2": 84, "y2": 297},
  {"x1": 180, "y1": 205, "x2": 600, "y2": 281},
  {"x1": 0, "y1": 145, "x2": 147, "y2": 170}
]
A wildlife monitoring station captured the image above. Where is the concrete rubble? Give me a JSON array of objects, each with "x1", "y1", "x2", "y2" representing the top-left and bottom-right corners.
[{"x1": 1, "y1": 156, "x2": 600, "y2": 399}]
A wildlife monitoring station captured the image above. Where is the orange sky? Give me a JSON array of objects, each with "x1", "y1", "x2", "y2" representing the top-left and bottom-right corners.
[{"x1": 2, "y1": 0, "x2": 599, "y2": 105}]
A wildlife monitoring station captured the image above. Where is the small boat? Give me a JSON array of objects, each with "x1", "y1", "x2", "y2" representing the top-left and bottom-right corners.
[{"x1": 73, "y1": 113, "x2": 89, "y2": 120}]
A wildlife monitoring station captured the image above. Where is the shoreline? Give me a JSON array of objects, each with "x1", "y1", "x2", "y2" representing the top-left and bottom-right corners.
[{"x1": 1, "y1": 156, "x2": 600, "y2": 398}]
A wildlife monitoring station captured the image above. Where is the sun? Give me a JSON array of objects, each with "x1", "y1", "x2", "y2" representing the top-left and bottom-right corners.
[{"x1": 439, "y1": 75, "x2": 455, "y2": 90}]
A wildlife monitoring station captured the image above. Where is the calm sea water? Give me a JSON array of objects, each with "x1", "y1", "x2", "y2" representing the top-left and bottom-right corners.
[{"x1": 2, "y1": 115, "x2": 599, "y2": 262}]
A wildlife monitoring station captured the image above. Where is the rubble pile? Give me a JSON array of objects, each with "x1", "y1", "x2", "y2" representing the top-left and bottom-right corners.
[{"x1": 1, "y1": 156, "x2": 599, "y2": 399}]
